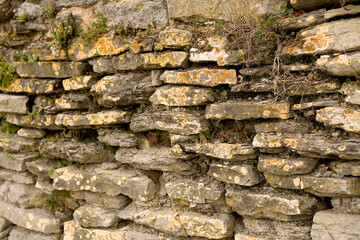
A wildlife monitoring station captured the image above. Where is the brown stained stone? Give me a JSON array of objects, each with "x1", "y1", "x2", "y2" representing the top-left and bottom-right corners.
[
  {"x1": 316, "y1": 107, "x2": 360, "y2": 133},
  {"x1": 6, "y1": 114, "x2": 61, "y2": 130},
  {"x1": 62, "y1": 75, "x2": 97, "y2": 91},
  {"x1": 278, "y1": 8, "x2": 326, "y2": 31},
  {"x1": 55, "y1": 110, "x2": 132, "y2": 128},
  {"x1": 342, "y1": 82, "x2": 360, "y2": 105},
  {"x1": 159, "y1": 28, "x2": 192, "y2": 48},
  {"x1": 330, "y1": 161, "x2": 360, "y2": 177},
  {"x1": 14, "y1": 61, "x2": 87, "y2": 79},
  {"x1": 205, "y1": 100, "x2": 290, "y2": 120},
  {"x1": 160, "y1": 68, "x2": 237, "y2": 87},
  {"x1": 258, "y1": 155, "x2": 318, "y2": 176},
  {"x1": 255, "y1": 120, "x2": 314, "y2": 133},
  {"x1": 0, "y1": 78, "x2": 61, "y2": 95},
  {"x1": 0, "y1": 94, "x2": 28, "y2": 114},
  {"x1": 316, "y1": 52, "x2": 360, "y2": 77}
]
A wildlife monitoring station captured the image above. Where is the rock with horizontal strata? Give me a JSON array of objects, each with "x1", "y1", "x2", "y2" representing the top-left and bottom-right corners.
[
  {"x1": 0, "y1": 94, "x2": 28, "y2": 114},
  {"x1": 74, "y1": 204, "x2": 118, "y2": 228},
  {"x1": 8, "y1": 227, "x2": 57, "y2": 240},
  {"x1": 331, "y1": 197, "x2": 360, "y2": 214},
  {"x1": 0, "y1": 79, "x2": 62, "y2": 95},
  {"x1": 316, "y1": 107, "x2": 360, "y2": 133},
  {"x1": 330, "y1": 161, "x2": 360, "y2": 177},
  {"x1": 62, "y1": 75, "x2": 97, "y2": 91},
  {"x1": 97, "y1": 128, "x2": 137, "y2": 147},
  {"x1": 342, "y1": 82, "x2": 360, "y2": 105},
  {"x1": 0, "y1": 133, "x2": 39, "y2": 153},
  {"x1": 6, "y1": 114, "x2": 61, "y2": 130},
  {"x1": 317, "y1": 52, "x2": 360, "y2": 77},
  {"x1": 17, "y1": 128, "x2": 46, "y2": 139},
  {"x1": 54, "y1": 93, "x2": 92, "y2": 111},
  {"x1": 0, "y1": 169, "x2": 35, "y2": 185},
  {"x1": 290, "y1": 0, "x2": 359, "y2": 10},
  {"x1": 71, "y1": 191, "x2": 130, "y2": 209},
  {"x1": 255, "y1": 120, "x2": 314, "y2": 133},
  {"x1": 0, "y1": 152, "x2": 38, "y2": 172},
  {"x1": 159, "y1": 28, "x2": 192, "y2": 48}
]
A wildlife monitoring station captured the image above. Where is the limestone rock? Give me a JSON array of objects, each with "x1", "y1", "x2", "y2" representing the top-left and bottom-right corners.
[
  {"x1": 278, "y1": 8, "x2": 326, "y2": 31},
  {"x1": 113, "y1": 52, "x2": 189, "y2": 71},
  {"x1": 0, "y1": 79, "x2": 62, "y2": 95},
  {"x1": 311, "y1": 210, "x2": 360, "y2": 240},
  {"x1": 62, "y1": 75, "x2": 97, "y2": 91},
  {"x1": 17, "y1": 128, "x2": 46, "y2": 139},
  {"x1": 14, "y1": 61, "x2": 86, "y2": 79},
  {"x1": 0, "y1": 133, "x2": 39, "y2": 153},
  {"x1": 343, "y1": 82, "x2": 360, "y2": 105},
  {"x1": 0, "y1": 217, "x2": 11, "y2": 232},
  {"x1": 159, "y1": 29, "x2": 192, "y2": 48},
  {"x1": 54, "y1": 93, "x2": 91, "y2": 111},
  {"x1": 40, "y1": 138, "x2": 114, "y2": 164},
  {"x1": 208, "y1": 162, "x2": 264, "y2": 186},
  {"x1": 160, "y1": 68, "x2": 237, "y2": 87},
  {"x1": 96, "y1": 0, "x2": 168, "y2": 29},
  {"x1": 0, "y1": 169, "x2": 35, "y2": 185},
  {"x1": 0, "y1": 200, "x2": 60, "y2": 234},
  {"x1": 6, "y1": 114, "x2": 61, "y2": 130},
  {"x1": 21, "y1": 42, "x2": 67, "y2": 61},
  {"x1": 189, "y1": 37, "x2": 230, "y2": 66},
  {"x1": 316, "y1": 107, "x2": 360, "y2": 133},
  {"x1": 89, "y1": 57, "x2": 115, "y2": 74},
  {"x1": 0, "y1": 152, "x2": 38, "y2": 171},
  {"x1": 255, "y1": 120, "x2": 314, "y2": 133},
  {"x1": 225, "y1": 186, "x2": 324, "y2": 221},
  {"x1": 258, "y1": 155, "x2": 318, "y2": 175},
  {"x1": 130, "y1": 110, "x2": 209, "y2": 135},
  {"x1": 53, "y1": 165, "x2": 157, "y2": 201},
  {"x1": 325, "y1": 4, "x2": 360, "y2": 20},
  {"x1": 55, "y1": 110, "x2": 132, "y2": 128},
  {"x1": 71, "y1": 191, "x2": 130, "y2": 209},
  {"x1": 317, "y1": 52, "x2": 360, "y2": 77},
  {"x1": 74, "y1": 228, "x2": 126, "y2": 240},
  {"x1": 0, "y1": 94, "x2": 28, "y2": 114},
  {"x1": 90, "y1": 73, "x2": 155, "y2": 107},
  {"x1": 97, "y1": 128, "x2": 137, "y2": 147},
  {"x1": 16, "y1": 2, "x2": 44, "y2": 19},
  {"x1": 205, "y1": 100, "x2": 290, "y2": 120},
  {"x1": 290, "y1": 0, "x2": 359, "y2": 10},
  {"x1": 330, "y1": 161, "x2": 360, "y2": 177},
  {"x1": 292, "y1": 95, "x2": 341, "y2": 111},
  {"x1": 8, "y1": 227, "x2": 57, "y2": 240},
  {"x1": 0, "y1": 0, "x2": 14, "y2": 21},
  {"x1": 74, "y1": 204, "x2": 118, "y2": 228},
  {"x1": 150, "y1": 85, "x2": 215, "y2": 106},
  {"x1": 331, "y1": 197, "x2": 360, "y2": 214}
]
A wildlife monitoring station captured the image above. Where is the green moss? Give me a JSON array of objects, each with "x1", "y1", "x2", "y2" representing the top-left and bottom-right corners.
[{"x1": 1, "y1": 120, "x2": 20, "y2": 134}]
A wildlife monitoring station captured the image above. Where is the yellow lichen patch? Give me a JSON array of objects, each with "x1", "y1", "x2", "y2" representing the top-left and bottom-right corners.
[
  {"x1": 52, "y1": 62, "x2": 61, "y2": 76},
  {"x1": 306, "y1": 15, "x2": 315, "y2": 22},
  {"x1": 329, "y1": 55, "x2": 352, "y2": 65},
  {"x1": 284, "y1": 138, "x2": 298, "y2": 148},
  {"x1": 155, "y1": 43, "x2": 164, "y2": 50},
  {"x1": 94, "y1": 37, "x2": 116, "y2": 55}
]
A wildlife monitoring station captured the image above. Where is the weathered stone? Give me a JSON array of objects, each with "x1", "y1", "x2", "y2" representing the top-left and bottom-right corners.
[
  {"x1": 159, "y1": 29, "x2": 192, "y2": 48},
  {"x1": 183, "y1": 143, "x2": 257, "y2": 161},
  {"x1": 258, "y1": 155, "x2": 318, "y2": 176},
  {"x1": 68, "y1": 37, "x2": 142, "y2": 61},
  {"x1": 255, "y1": 120, "x2": 313, "y2": 133},
  {"x1": 160, "y1": 68, "x2": 237, "y2": 87},
  {"x1": 283, "y1": 18, "x2": 360, "y2": 56},
  {"x1": 26, "y1": 159, "x2": 54, "y2": 181},
  {"x1": 165, "y1": 176, "x2": 224, "y2": 203},
  {"x1": 253, "y1": 132, "x2": 360, "y2": 159},
  {"x1": 231, "y1": 77, "x2": 274, "y2": 93},
  {"x1": 119, "y1": 204, "x2": 235, "y2": 238},
  {"x1": 8, "y1": 227, "x2": 57, "y2": 240},
  {"x1": 0, "y1": 78, "x2": 62, "y2": 95},
  {"x1": 0, "y1": 152, "x2": 38, "y2": 171},
  {"x1": 90, "y1": 73, "x2": 155, "y2": 107},
  {"x1": 225, "y1": 186, "x2": 324, "y2": 221},
  {"x1": 55, "y1": 110, "x2": 132, "y2": 128},
  {"x1": 317, "y1": 52, "x2": 360, "y2": 77},
  {"x1": 74, "y1": 204, "x2": 118, "y2": 228},
  {"x1": 325, "y1": 4, "x2": 360, "y2": 20},
  {"x1": 53, "y1": 165, "x2": 157, "y2": 201},
  {"x1": 0, "y1": 169, "x2": 35, "y2": 185},
  {"x1": 206, "y1": 100, "x2": 290, "y2": 120},
  {"x1": 6, "y1": 114, "x2": 61, "y2": 130},
  {"x1": 75, "y1": 228, "x2": 126, "y2": 240},
  {"x1": 265, "y1": 173, "x2": 360, "y2": 197},
  {"x1": 169, "y1": 134, "x2": 196, "y2": 145},
  {"x1": 278, "y1": 9, "x2": 326, "y2": 31},
  {"x1": 311, "y1": 210, "x2": 360, "y2": 240},
  {"x1": 115, "y1": 147, "x2": 194, "y2": 172},
  {"x1": 168, "y1": 0, "x2": 286, "y2": 22},
  {"x1": 17, "y1": 128, "x2": 46, "y2": 139},
  {"x1": 40, "y1": 138, "x2": 114, "y2": 164},
  {"x1": 283, "y1": 63, "x2": 313, "y2": 72},
  {"x1": 0, "y1": 225, "x2": 12, "y2": 239},
  {"x1": 21, "y1": 42, "x2": 67, "y2": 61},
  {"x1": 0, "y1": 94, "x2": 28, "y2": 114},
  {"x1": 208, "y1": 162, "x2": 264, "y2": 186},
  {"x1": 62, "y1": 75, "x2": 97, "y2": 91},
  {"x1": 290, "y1": 0, "x2": 359, "y2": 10},
  {"x1": 316, "y1": 107, "x2": 360, "y2": 133},
  {"x1": 331, "y1": 197, "x2": 360, "y2": 214},
  {"x1": 130, "y1": 110, "x2": 208, "y2": 135},
  {"x1": 190, "y1": 37, "x2": 229, "y2": 66},
  {"x1": 330, "y1": 161, "x2": 360, "y2": 177},
  {"x1": 54, "y1": 93, "x2": 91, "y2": 111},
  {"x1": 292, "y1": 95, "x2": 341, "y2": 110},
  {"x1": 0, "y1": 133, "x2": 39, "y2": 153},
  {"x1": 44, "y1": 0, "x2": 98, "y2": 9},
  {"x1": 97, "y1": 128, "x2": 137, "y2": 147},
  {"x1": 14, "y1": 61, "x2": 87, "y2": 79},
  {"x1": 0, "y1": 200, "x2": 60, "y2": 234},
  {"x1": 97, "y1": 0, "x2": 168, "y2": 29},
  {"x1": 0, "y1": 181, "x2": 48, "y2": 208},
  {"x1": 89, "y1": 57, "x2": 115, "y2": 74},
  {"x1": 0, "y1": 0, "x2": 14, "y2": 21},
  {"x1": 343, "y1": 82, "x2": 360, "y2": 105},
  {"x1": 15, "y1": 2, "x2": 44, "y2": 19},
  {"x1": 113, "y1": 52, "x2": 189, "y2": 71},
  {"x1": 0, "y1": 217, "x2": 11, "y2": 232},
  {"x1": 71, "y1": 191, "x2": 130, "y2": 209},
  {"x1": 150, "y1": 85, "x2": 215, "y2": 106}
]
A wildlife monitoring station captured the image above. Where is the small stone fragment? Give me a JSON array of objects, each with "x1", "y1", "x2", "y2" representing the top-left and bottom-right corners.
[
  {"x1": 159, "y1": 28, "x2": 192, "y2": 48},
  {"x1": 74, "y1": 204, "x2": 118, "y2": 228},
  {"x1": 316, "y1": 107, "x2": 360, "y2": 133},
  {"x1": 17, "y1": 128, "x2": 46, "y2": 139}
]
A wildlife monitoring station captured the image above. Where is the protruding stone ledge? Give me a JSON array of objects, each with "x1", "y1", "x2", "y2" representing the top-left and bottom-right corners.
[
  {"x1": 0, "y1": 151, "x2": 39, "y2": 171},
  {"x1": 8, "y1": 227, "x2": 58, "y2": 240},
  {"x1": 0, "y1": 78, "x2": 62, "y2": 95},
  {"x1": 205, "y1": 100, "x2": 290, "y2": 120},
  {"x1": 53, "y1": 165, "x2": 157, "y2": 201},
  {"x1": 316, "y1": 52, "x2": 360, "y2": 77},
  {"x1": 62, "y1": 75, "x2": 97, "y2": 91},
  {"x1": 6, "y1": 114, "x2": 61, "y2": 130},
  {"x1": 54, "y1": 93, "x2": 92, "y2": 111},
  {"x1": 0, "y1": 133, "x2": 39, "y2": 153},
  {"x1": 97, "y1": 128, "x2": 137, "y2": 147},
  {"x1": 17, "y1": 128, "x2": 46, "y2": 139},
  {"x1": 0, "y1": 169, "x2": 35, "y2": 185},
  {"x1": 73, "y1": 204, "x2": 118, "y2": 228},
  {"x1": 159, "y1": 29, "x2": 192, "y2": 48},
  {"x1": 330, "y1": 161, "x2": 360, "y2": 177},
  {"x1": 316, "y1": 107, "x2": 360, "y2": 133},
  {"x1": 255, "y1": 120, "x2": 314, "y2": 133},
  {"x1": 0, "y1": 94, "x2": 28, "y2": 114},
  {"x1": 331, "y1": 197, "x2": 360, "y2": 214},
  {"x1": 14, "y1": 61, "x2": 87, "y2": 78}
]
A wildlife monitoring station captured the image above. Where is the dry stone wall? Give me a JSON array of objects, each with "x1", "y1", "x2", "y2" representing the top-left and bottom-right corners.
[{"x1": 0, "y1": 0, "x2": 360, "y2": 239}]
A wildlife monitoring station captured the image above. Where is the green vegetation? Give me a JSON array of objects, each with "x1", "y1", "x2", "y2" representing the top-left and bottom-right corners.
[
  {"x1": 44, "y1": 2, "x2": 56, "y2": 18},
  {"x1": 50, "y1": 14, "x2": 82, "y2": 48},
  {"x1": 81, "y1": 16, "x2": 108, "y2": 41},
  {"x1": 279, "y1": 4, "x2": 294, "y2": 15},
  {"x1": 48, "y1": 159, "x2": 73, "y2": 179},
  {"x1": 1, "y1": 120, "x2": 20, "y2": 134},
  {"x1": 19, "y1": 55, "x2": 38, "y2": 63},
  {"x1": 338, "y1": 78, "x2": 352, "y2": 95},
  {"x1": 45, "y1": 195, "x2": 60, "y2": 211},
  {"x1": 0, "y1": 62, "x2": 18, "y2": 88},
  {"x1": 17, "y1": 13, "x2": 28, "y2": 22},
  {"x1": 26, "y1": 106, "x2": 42, "y2": 121}
]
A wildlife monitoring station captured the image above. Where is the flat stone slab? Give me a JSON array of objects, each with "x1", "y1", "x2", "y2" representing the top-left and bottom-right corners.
[
  {"x1": 317, "y1": 52, "x2": 360, "y2": 77},
  {"x1": 6, "y1": 114, "x2": 61, "y2": 130},
  {"x1": 208, "y1": 162, "x2": 264, "y2": 186},
  {"x1": 255, "y1": 120, "x2": 314, "y2": 133},
  {"x1": 258, "y1": 155, "x2": 318, "y2": 175},
  {"x1": 97, "y1": 128, "x2": 137, "y2": 147},
  {"x1": 150, "y1": 85, "x2": 215, "y2": 106},
  {"x1": 0, "y1": 133, "x2": 39, "y2": 153},
  {"x1": 62, "y1": 75, "x2": 97, "y2": 91},
  {"x1": 54, "y1": 93, "x2": 91, "y2": 111},
  {"x1": 0, "y1": 151, "x2": 39, "y2": 171},
  {"x1": 278, "y1": 8, "x2": 326, "y2": 31},
  {"x1": 90, "y1": 73, "x2": 155, "y2": 107},
  {"x1": 0, "y1": 78, "x2": 61, "y2": 95},
  {"x1": 311, "y1": 210, "x2": 360, "y2": 240},
  {"x1": 160, "y1": 68, "x2": 237, "y2": 87},
  {"x1": 14, "y1": 61, "x2": 87, "y2": 78},
  {"x1": 331, "y1": 197, "x2": 360, "y2": 214},
  {"x1": 17, "y1": 128, "x2": 46, "y2": 139},
  {"x1": 290, "y1": 0, "x2": 359, "y2": 10},
  {"x1": 8, "y1": 227, "x2": 57, "y2": 240},
  {"x1": 74, "y1": 204, "x2": 118, "y2": 228},
  {"x1": 292, "y1": 95, "x2": 341, "y2": 110},
  {"x1": 330, "y1": 161, "x2": 360, "y2": 177},
  {"x1": 316, "y1": 107, "x2": 360, "y2": 133},
  {"x1": 53, "y1": 165, "x2": 157, "y2": 201},
  {"x1": 159, "y1": 28, "x2": 192, "y2": 48},
  {"x1": 71, "y1": 191, "x2": 130, "y2": 210},
  {"x1": 130, "y1": 109, "x2": 209, "y2": 135},
  {"x1": 0, "y1": 94, "x2": 28, "y2": 114},
  {"x1": 55, "y1": 110, "x2": 132, "y2": 128},
  {"x1": 225, "y1": 186, "x2": 325, "y2": 221},
  {"x1": 0, "y1": 169, "x2": 35, "y2": 184},
  {"x1": 342, "y1": 82, "x2": 360, "y2": 105},
  {"x1": 0, "y1": 200, "x2": 60, "y2": 234},
  {"x1": 206, "y1": 100, "x2": 290, "y2": 120},
  {"x1": 40, "y1": 138, "x2": 114, "y2": 164}
]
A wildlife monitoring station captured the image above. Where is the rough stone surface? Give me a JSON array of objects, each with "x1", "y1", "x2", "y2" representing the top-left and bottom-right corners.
[
  {"x1": 311, "y1": 210, "x2": 360, "y2": 240},
  {"x1": 17, "y1": 128, "x2": 46, "y2": 139},
  {"x1": 255, "y1": 120, "x2": 314, "y2": 133},
  {"x1": 290, "y1": 0, "x2": 359, "y2": 10},
  {"x1": 14, "y1": 62, "x2": 86, "y2": 78},
  {"x1": 74, "y1": 204, "x2": 118, "y2": 228},
  {"x1": 62, "y1": 75, "x2": 97, "y2": 91},
  {"x1": 6, "y1": 114, "x2": 61, "y2": 130},
  {"x1": 0, "y1": 94, "x2": 28, "y2": 114},
  {"x1": 0, "y1": 79, "x2": 62, "y2": 95},
  {"x1": 16, "y1": 2, "x2": 44, "y2": 19},
  {"x1": 206, "y1": 100, "x2": 290, "y2": 120},
  {"x1": 130, "y1": 110, "x2": 209, "y2": 135},
  {"x1": 330, "y1": 161, "x2": 360, "y2": 177},
  {"x1": 40, "y1": 138, "x2": 114, "y2": 164},
  {"x1": 0, "y1": 217, "x2": 11, "y2": 232},
  {"x1": 0, "y1": 133, "x2": 39, "y2": 153},
  {"x1": 278, "y1": 8, "x2": 326, "y2": 31},
  {"x1": 342, "y1": 82, "x2": 360, "y2": 105},
  {"x1": 54, "y1": 93, "x2": 91, "y2": 111},
  {"x1": 150, "y1": 85, "x2": 215, "y2": 106},
  {"x1": 225, "y1": 186, "x2": 324, "y2": 221},
  {"x1": 331, "y1": 197, "x2": 360, "y2": 214},
  {"x1": 159, "y1": 29, "x2": 192, "y2": 48},
  {"x1": 71, "y1": 191, "x2": 130, "y2": 209},
  {"x1": 292, "y1": 95, "x2": 341, "y2": 111},
  {"x1": 0, "y1": 169, "x2": 35, "y2": 185},
  {"x1": 317, "y1": 51, "x2": 360, "y2": 77},
  {"x1": 90, "y1": 73, "x2": 155, "y2": 107},
  {"x1": 208, "y1": 162, "x2": 264, "y2": 186},
  {"x1": 0, "y1": 0, "x2": 14, "y2": 21},
  {"x1": 316, "y1": 107, "x2": 360, "y2": 133},
  {"x1": 89, "y1": 57, "x2": 115, "y2": 74},
  {"x1": 160, "y1": 68, "x2": 237, "y2": 87},
  {"x1": 189, "y1": 37, "x2": 230, "y2": 66},
  {"x1": 53, "y1": 165, "x2": 157, "y2": 201},
  {"x1": 8, "y1": 227, "x2": 57, "y2": 240},
  {"x1": 97, "y1": 128, "x2": 137, "y2": 147}
]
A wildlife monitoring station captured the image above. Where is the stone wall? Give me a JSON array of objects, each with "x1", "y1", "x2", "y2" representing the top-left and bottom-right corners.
[{"x1": 0, "y1": 0, "x2": 360, "y2": 239}]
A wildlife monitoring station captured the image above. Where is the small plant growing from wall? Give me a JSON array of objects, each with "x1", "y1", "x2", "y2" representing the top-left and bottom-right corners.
[
  {"x1": 50, "y1": 14, "x2": 82, "y2": 49},
  {"x1": 16, "y1": 13, "x2": 28, "y2": 22},
  {"x1": 1, "y1": 120, "x2": 20, "y2": 134},
  {"x1": 81, "y1": 16, "x2": 108, "y2": 41},
  {"x1": 0, "y1": 62, "x2": 18, "y2": 88}
]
